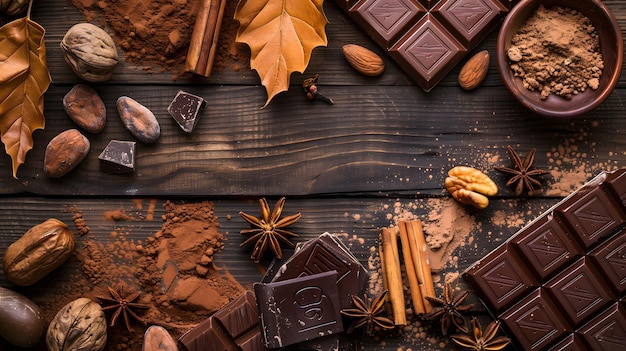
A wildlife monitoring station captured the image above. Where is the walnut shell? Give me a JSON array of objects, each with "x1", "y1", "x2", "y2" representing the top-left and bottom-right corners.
[
  {"x1": 61, "y1": 23, "x2": 119, "y2": 82},
  {"x1": 0, "y1": 0, "x2": 29, "y2": 16},
  {"x1": 2, "y1": 218, "x2": 76, "y2": 286},
  {"x1": 46, "y1": 298, "x2": 107, "y2": 351}
]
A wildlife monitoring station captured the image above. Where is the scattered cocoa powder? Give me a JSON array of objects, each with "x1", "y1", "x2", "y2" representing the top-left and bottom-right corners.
[
  {"x1": 22, "y1": 200, "x2": 243, "y2": 351},
  {"x1": 508, "y1": 5, "x2": 604, "y2": 100},
  {"x1": 68, "y1": 0, "x2": 250, "y2": 76}
]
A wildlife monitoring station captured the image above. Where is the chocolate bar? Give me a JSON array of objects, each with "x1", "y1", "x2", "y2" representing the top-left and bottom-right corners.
[
  {"x1": 334, "y1": 0, "x2": 511, "y2": 91},
  {"x1": 254, "y1": 271, "x2": 344, "y2": 348},
  {"x1": 167, "y1": 90, "x2": 207, "y2": 133},
  {"x1": 266, "y1": 233, "x2": 369, "y2": 310},
  {"x1": 464, "y1": 169, "x2": 626, "y2": 350},
  {"x1": 178, "y1": 290, "x2": 268, "y2": 351},
  {"x1": 97, "y1": 140, "x2": 136, "y2": 174}
]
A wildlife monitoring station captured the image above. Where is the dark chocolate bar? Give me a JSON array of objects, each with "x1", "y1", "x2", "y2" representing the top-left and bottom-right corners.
[
  {"x1": 167, "y1": 90, "x2": 207, "y2": 133},
  {"x1": 254, "y1": 271, "x2": 344, "y2": 348},
  {"x1": 97, "y1": 140, "x2": 136, "y2": 174},
  {"x1": 178, "y1": 290, "x2": 268, "y2": 351},
  {"x1": 464, "y1": 169, "x2": 626, "y2": 350},
  {"x1": 335, "y1": 0, "x2": 511, "y2": 91},
  {"x1": 266, "y1": 233, "x2": 369, "y2": 310}
]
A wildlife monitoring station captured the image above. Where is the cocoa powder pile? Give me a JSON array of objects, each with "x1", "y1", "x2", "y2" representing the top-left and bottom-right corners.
[
  {"x1": 69, "y1": 0, "x2": 250, "y2": 75},
  {"x1": 507, "y1": 5, "x2": 604, "y2": 100}
]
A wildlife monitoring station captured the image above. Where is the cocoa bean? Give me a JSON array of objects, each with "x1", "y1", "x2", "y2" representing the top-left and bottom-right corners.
[
  {"x1": 63, "y1": 84, "x2": 106, "y2": 133},
  {"x1": 117, "y1": 96, "x2": 161, "y2": 143},
  {"x1": 44, "y1": 129, "x2": 90, "y2": 178},
  {"x1": 0, "y1": 287, "x2": 46, "y2": 348}
]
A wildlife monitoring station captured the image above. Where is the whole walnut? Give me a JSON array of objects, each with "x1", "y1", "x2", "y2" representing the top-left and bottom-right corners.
[
  {"x1": 0, "y1": 0, "x2": 28, "y2": 16},
  {"x1": 47, "y1": 298, "x2": 107, "y2": 351},
  {"x1": 61, "y1": 23, "x2": 119, "y2": 82}
]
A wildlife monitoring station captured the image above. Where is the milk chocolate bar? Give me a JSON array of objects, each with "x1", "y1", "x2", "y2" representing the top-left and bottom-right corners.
[
  {"x1": 335, "y1": 0, "x2": 511, "y2": 91},
  {"x1": 254, "y1": 271, "x2": 344, "y2": 348},
  {"x1": 464, "y1": 169, "x2": 626, "y2": 350}
]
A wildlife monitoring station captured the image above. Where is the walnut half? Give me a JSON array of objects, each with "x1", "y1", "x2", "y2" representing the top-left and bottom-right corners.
[{"x1": 445, "y1": 166, "x2": 498, "y2": 209}]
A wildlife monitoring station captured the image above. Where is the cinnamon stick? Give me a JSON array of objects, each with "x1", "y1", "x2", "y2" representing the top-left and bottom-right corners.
[
  {"x1": 407, "y1": 220, "x2": 435, "y2": 312},
  {"x1": 380, "y1": 227, "x2": 406, "y2": 325},
  {"x1": 397, "y1": 222, "x2": 426, "y2": 314},
  {"x1": 185, "y1": 0, "x2": 226, "y2": 77}
]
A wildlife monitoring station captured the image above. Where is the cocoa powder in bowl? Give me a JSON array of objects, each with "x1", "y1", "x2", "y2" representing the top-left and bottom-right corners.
[{"x1": 497, "y1": 0, "x2": 623, "y2": 117}]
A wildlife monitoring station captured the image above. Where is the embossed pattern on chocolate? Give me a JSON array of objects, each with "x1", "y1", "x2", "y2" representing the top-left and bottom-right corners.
[
  {"x1": 254, "y1": 271, "x2": 343, "y2": 348},
  {"x1": 464, "y1": 169, "x2": 626, "y2": 350},
  {"x1": 335, "y1": 0, "x2": 511, "y2": 91}
]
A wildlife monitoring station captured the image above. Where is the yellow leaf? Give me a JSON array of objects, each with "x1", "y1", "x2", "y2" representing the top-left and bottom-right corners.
[
  {"x1": 235, "y1": 0, "x2": 328, "y2": 107},
  {"x1": 0, "y1": 17, "x2": 51, "y2": 178}
]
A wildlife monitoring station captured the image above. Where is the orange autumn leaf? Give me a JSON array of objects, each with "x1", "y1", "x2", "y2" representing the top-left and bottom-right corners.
[
  {"x1": 234, "y1": 0, "x2": 328, "y2": 107},
  {"x1": 0, "y1": 16, "x2": 51, "y2": 178}
]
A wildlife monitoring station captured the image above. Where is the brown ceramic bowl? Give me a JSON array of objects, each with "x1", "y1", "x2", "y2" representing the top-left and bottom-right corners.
[{"x1": 497, "y1": 0, "x2": 623, "y2": 117}]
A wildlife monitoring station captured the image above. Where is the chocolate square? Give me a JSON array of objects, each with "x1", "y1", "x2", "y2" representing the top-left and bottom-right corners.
[
  {"x1": 463, "y1": 243, "x2": 538, "y2": 312},
  {"x1": 577, "y1": 303, "x2": 626, "y2": 351},
  {"x1": 167, "y1": 90, "x2": 207, "y2": 133},
  {"x1": 178, "y1": 291, "x2": 267, "y2": 351},
  {"x1": 499, "y1": 288, "x2": 570, "y2": 351},
  {"x1": 255, "y1": 271, "x2": 343, "y2": 348},
  {"x1": 589, "y1": 229, "x2": 626, "y2": 295}
]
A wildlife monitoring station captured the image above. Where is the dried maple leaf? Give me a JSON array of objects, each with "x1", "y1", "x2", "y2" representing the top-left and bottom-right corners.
[
  {"x1": 0, "y1": 9, "x2": 51, "y2": 178},
  {"x1": 234, "y1": 0, "x2": 328, "y2": 107}
]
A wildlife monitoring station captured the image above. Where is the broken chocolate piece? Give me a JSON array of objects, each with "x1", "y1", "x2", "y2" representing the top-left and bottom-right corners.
[
  {"x1": 167, "y1": 90, "x2": 207, "y2": 133},
  {"x1": 178, "y1": 290, "x2": 268, "y2": 351},
  {"x1": 254, "y1": 271, "x2": 343, "y2": 348},
  {"x1": 98, "y1": 140, "x2": 136, "y2": 174},
  {"x1": 266, "y1": 233, "x2": 368, "y2": 310}
]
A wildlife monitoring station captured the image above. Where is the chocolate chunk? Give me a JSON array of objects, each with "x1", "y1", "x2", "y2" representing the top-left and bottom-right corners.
[
  {"x1": 98, "y1": 140, "x2": 136, "y2": 174},
  {"x1": 254, "y1": 271, "x2": 343, "y2": 348},
  {"x1": 266, "y1": 233, "x2": 368, "y2": 310},
  {"x1": 167, "y1": 90, "x2": 207, "y2": 133},
  {"x1": 178, "y1": 290, "x2": 268, "y2": 351},
  {"x1": 464, "y1": 169, "x2": 626, "y2": 350},
  {"x1": 336, "y1": 0, "x2": 511, "y2": 91}
]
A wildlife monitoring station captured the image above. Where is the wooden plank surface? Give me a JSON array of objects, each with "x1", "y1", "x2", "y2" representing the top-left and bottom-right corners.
[{"x1": 1, "y1": 0, "x2": 625, "y2": 350}]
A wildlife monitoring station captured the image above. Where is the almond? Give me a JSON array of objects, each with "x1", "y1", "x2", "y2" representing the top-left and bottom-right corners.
[
  {"x1": 458, "y1": 50, "x2": 490, "y2": 90},
  {"x1": 343, "y1": 44, "x2": 385, "y2": 76}
]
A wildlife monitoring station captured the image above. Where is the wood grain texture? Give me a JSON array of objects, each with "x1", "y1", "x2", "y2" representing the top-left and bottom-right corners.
[{"x1": 1, "y1": 1, "x2": 625, "y2": 350}]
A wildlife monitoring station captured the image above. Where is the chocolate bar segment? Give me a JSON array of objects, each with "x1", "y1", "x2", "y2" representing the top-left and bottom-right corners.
[
  {"x1": 464, "y1": 169, "x2": 626, "y2": 350},
  {"x1": 268, "y1": 233, "x2": 368, "y2": 310},
  {"x1": 335, "y1": 0, "x2": 511, "y2": 91},
  {"x1": 97, "y1": 140, "x2": 136, "y2": 174},
  {"x1": 167, "y1": 90, "x2": 207, "y2": 133},
  {"x1": 178, "y1": 290, "x2": 267, "y2": 351},
  {"x1": 463, "y1": 243, "x2": 538, "y2": 312},
  {"x1": 255, "y1": 271, "x2": 343, "y2": 349},
  {"x1": 499, "y1": 289, "x2": 569, "y2": 351}
]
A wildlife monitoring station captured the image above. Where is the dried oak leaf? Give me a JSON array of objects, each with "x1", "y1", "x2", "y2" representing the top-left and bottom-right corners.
[
  {"x1": 234, "y1": 0, "x2": 328, "y2": 108},
  {"x1": 0, "y1": 16, "x2": 51, "y2": 178}
]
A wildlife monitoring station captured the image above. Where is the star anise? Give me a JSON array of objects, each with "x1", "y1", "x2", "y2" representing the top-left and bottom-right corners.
[
  {"x1": 451, "y1": 317, "x2": 511, "y2": 351},
  {"x1": 97, "y1": 285, "x2": 150, "y2": 331},
  {"x1": 340, "y1": 290, "x2": 395, "y2": 335},
  {"x1": 494, "y1": 145, "x2": 548, "y2": 196},
  {"x1": 424, "y1": 282, "x2": 473, "y2": 335},
  {"x1": 239, "y1": 197, "x2": 302, "y2": 263}
]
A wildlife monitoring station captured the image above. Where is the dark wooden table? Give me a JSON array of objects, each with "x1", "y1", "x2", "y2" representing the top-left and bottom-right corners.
[{"x1": 1, "y1": 1, "x2": 625, "y2": 350}]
